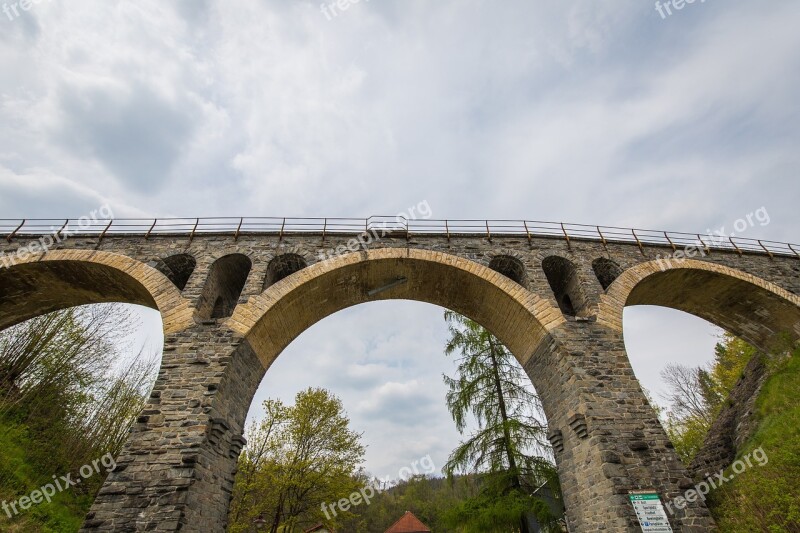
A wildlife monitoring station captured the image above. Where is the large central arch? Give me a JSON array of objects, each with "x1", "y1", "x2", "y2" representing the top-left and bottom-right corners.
[{"x1": 229, "y1": 248, "x2": 565, "y2": 373}]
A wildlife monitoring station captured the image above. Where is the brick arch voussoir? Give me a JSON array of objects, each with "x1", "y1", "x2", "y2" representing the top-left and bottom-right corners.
[
  {"x1": 227, "y1": 248, "x2": 566, "y2": 369},
  {"x1": 597, "y1": 258, "x2": 800, "y2": 336},
  {"x1": 13, "y1": 249, "x2": 194, "y2": 334}
]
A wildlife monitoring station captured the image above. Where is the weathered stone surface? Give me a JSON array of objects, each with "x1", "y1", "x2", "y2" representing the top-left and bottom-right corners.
[
  {"x1": 689, "y1": 350, "x2": 773, "y2": 480},
  {"x1": 0, "y1": 231, "x2": 797, "y2": 532}
]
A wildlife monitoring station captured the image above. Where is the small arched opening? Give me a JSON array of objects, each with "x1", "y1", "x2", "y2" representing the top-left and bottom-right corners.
[
  {"x1": 489, "y1": 255, "x2": 528, "y2": 288},
  {"x1": 198, "y1": 254, "x2": 252, "y2": 320},
  {"x1": 542, "y1": 256, "x2": 587, "y2": 317},
  {"x1": 153, "y1": 253, "x2": 197, "y2": 291},
  {"x1": 592, "y1": 257, "x2": 623, "y2": 291},
  {"x1": 263, "y1": 253, "x2": 308, "y2": 290}
]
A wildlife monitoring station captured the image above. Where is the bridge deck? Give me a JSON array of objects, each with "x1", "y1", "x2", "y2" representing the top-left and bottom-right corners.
[{"x1": 2, "y1": 217, "x2": 797, "y2": 259}]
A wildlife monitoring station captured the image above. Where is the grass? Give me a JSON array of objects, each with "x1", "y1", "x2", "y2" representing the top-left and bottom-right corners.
[
  {"x1": 706, "y1": 346, "x2": 800, "y2": 532},
  {"x1": 0, "y1": 417, "x2": 92, "y2": 533}
]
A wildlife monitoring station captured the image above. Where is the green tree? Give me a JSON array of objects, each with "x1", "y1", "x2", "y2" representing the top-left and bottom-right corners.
[
  {"x1": 0, "y1": 305, "x2": 156, "y2": 472},
  {"x1": 660, "y1": 333, "x2": 756, "y2": 463},
  {"x1": 339, "y1": 474, "x2": 481, "y2": 533},
  {"x1": 228, "y1": 388, "x2": 365, "y2": 533},
  {"x1": 0, "y1": 304, "x2": 158, "y2": 531},
  {"x1": 440, "y1": 311, "x2": 561, "y2": 533},
  {"x1": 702, "y1": 335, "x2": 757, "y2": 415}
]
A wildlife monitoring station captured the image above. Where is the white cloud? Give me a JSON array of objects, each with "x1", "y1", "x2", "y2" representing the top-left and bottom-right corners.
[{"x1": 1, "y1": 0, "x2": 797, "y2": 476}]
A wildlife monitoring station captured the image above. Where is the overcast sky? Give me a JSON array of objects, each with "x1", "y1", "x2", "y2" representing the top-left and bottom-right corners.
[{"x1": 1, "y1": 1, "x2": 798, "y2": 478}]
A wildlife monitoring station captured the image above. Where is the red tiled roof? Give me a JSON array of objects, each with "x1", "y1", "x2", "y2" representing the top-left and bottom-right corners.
[{"x1": 384, "y1": 511, "x2": 432, "y2": 533}]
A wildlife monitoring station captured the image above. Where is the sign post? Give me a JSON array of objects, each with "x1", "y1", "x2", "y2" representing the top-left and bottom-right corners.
[{"x1": 629, "y1": 491, "x2": 673, "y2": 532}]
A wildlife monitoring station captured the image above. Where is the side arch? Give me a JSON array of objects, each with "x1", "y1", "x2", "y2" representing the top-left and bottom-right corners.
[
  {"x1": 0, "y1": 249, "x2": 194, "y2": 334},
  {"x1": 597, "y1": 259, "x2": 800, "y2": 351},
  {"x1": 228, "y1": 248, "x2": 565, "y2": 371}
]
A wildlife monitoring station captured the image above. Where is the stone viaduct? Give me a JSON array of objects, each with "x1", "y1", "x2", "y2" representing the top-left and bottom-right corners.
[{"x1": 0, "y1": 217, "x2": 798, "y2": 532}]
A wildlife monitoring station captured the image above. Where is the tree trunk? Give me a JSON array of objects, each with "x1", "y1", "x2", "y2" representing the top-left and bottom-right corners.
[{"x1": 487, "y1": 336, "x2": 530, "y2": 533}]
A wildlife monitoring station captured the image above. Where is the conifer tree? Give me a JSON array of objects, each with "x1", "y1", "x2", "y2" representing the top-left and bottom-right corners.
[{"x1": 441, "y1": 311, "x2": 560, "y2": 533}]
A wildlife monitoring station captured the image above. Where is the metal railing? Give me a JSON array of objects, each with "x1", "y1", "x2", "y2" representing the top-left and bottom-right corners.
[{"x1": 0, "y1": 217, "x2": 798, "y2": 259}]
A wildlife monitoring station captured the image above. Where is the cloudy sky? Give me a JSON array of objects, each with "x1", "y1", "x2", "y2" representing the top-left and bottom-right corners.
[{"x1": 1, "y1": 1, "x2": 798, "y2": 478}]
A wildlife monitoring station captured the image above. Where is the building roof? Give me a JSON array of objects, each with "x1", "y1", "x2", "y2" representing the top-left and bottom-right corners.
[{"x1": 384, "y1": 511, "x2": 432, "y2": 533}]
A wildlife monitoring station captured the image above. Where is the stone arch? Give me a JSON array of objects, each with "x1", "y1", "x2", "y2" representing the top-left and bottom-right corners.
[
  {"x1": 598, "y1": 259, "x2": 800, "y2": 352},
  {"x1": 263, "y1": 253, "x2": 309, "y2": 290},
  {"x1": 541, "y1": 255, "x2": 588, "y2": 318},
  {"x1": 197, "y1": 254, "x2": 252, "y2": 320},
  {"x1": 228, "y1": 248, "x2": 564, "y2": 374},
  {"x1": 152, "y1": 253, "x2": 196, "y2": 291},
  {"x1": 0, "y1": 249, "x2": 193, "y2": 334},
  {"x1": 592, "y1": 257, "x2": 623, "y2": 291},
  {"x1": 488, "y1": 254, "x2": 528, "y2": 288}
]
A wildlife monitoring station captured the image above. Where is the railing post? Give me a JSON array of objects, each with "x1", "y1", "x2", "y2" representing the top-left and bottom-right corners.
[
  {"x1": 664, "y1": 231, "x2": 676, "y2": 252},
  {"x1": 631, "y1": 229, "x2": 645, "y2": 255},
  {"x1": 758, "y1": 240, "x2": 774, "y2": 259},
  {"x1": 97, "y1": 220, "x2": 113, "y2": 244},
  {"x1": 730, "y1": 237, "x2": 743, "y2": 256},
  {"x1": 597, "y1": 226, "x2": 608, "y2": 248},
  {"x1": 6, "y1": 219, "x2": 25, "y2": 243},
  {"x1": 697, "y1": 234, "x2": 710, "y2": 255},
  {"x1": 145, "y1": 219, "x2": 157, "y2": 240},
  {"x1": 188, "y1": 218, "x2": 199, "y2": 244},
  {"x1": 57, "y1": 219, "x2": 69, "y2": 240}
]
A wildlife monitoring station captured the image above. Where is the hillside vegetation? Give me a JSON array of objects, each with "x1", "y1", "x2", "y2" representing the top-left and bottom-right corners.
[
  {"x1": 658, "y1": 334, "x2": 800, "y2": 531},
  {"x1": 705, "y1": 344, "x2": 800, "y2": 531},
  {"x1": 0, "y1": 306, "x2": 156, "y2": 532}
]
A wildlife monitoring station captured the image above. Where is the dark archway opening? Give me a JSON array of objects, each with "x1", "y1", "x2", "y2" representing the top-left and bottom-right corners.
[
  {"x1": 198, "y1": 254, "x2": 252, "y2": 320},
  {"x1": 541, "y1": 256, "x2": 586, "y2": 317},
  {"x1": 153, "y1": 254, "x2": 196, "y2": 291},
  {"x1": 489, "y1": 255, "x2": 528, "y2": 287},
  {"x1": 592, "y1": 257, "x2": 622, "y2": 291},
  {"x1": 264, "y1": 254, "x2": 308, "y2": 290}
]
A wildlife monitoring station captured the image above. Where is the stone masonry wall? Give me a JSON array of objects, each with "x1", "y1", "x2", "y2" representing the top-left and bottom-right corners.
[{"x1": 0, "y1": 230, "x2": 796, "y2": 531}]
